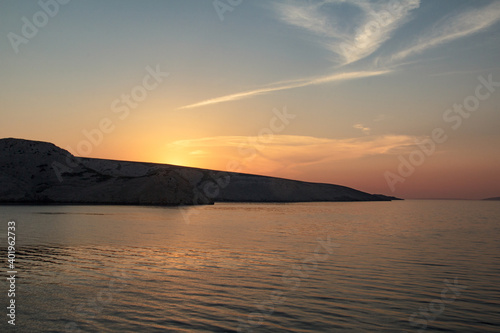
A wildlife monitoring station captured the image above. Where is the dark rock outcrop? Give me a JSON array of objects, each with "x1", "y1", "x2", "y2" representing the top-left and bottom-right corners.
[
  {"x1": 215, "y1": 174, "x2": 390, "y2": 202},
  {"x1": 0, "y1": 138, "x2": 400, "y2": 205},
  {"x1": 0, "y1": 138, "x2": 203, "y2": 205}
]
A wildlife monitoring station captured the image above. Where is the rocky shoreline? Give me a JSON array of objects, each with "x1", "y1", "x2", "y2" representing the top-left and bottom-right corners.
[{"x1": 0, "y1": 138, "x2": 401, "y2": 205}]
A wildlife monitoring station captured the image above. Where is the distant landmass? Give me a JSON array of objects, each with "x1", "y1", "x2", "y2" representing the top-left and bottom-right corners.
[
  {"x1": 484, "y1": 197, "x2": 500, "y2": 201},
  {"x1": 0, "y1": 138, "x2": 401, "y2": 205}
]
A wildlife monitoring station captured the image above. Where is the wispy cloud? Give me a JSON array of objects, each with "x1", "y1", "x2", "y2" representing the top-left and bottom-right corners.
[
  {"x1": 428, "y1": 67, "x2": 500, "y2": 77},
  {"x1": 353, "y1": 123, "x2": 371, "y2": 135},
  {"x1": 179, "y1": 69, "x2": 390, "y2": 109},
  {"x1": 274, "y1": 0, "x2": 420, "y2": 65},
  {"x1": 179, "y1": 1, "x2": 418, "y2": 110},
  {"x1": 165, "y1": 134, "x2": 419, "y2": 174},
  {"x1": 391, "y1": 1, "x2": 500, "y2": 62},
  {"x1": 180, "y1": 1, "x2": 499, "y2": 111}
]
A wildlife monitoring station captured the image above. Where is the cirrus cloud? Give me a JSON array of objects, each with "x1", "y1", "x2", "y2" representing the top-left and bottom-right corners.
[
  {"x1": 165, "y1": 134, "x2": 421, "y2": 175},
  {"x1": 390, "y1": 1, "x2": 500, "y2": 62}
]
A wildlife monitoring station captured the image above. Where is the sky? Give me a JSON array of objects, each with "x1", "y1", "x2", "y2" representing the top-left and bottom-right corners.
[{"x1": 1, "y1": 0, "x2": 500, "y2": 199}]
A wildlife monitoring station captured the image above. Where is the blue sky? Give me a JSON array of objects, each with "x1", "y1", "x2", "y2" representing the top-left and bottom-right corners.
[{"x1": 1, "y1": 0, "x2": 500, "y2": 198}]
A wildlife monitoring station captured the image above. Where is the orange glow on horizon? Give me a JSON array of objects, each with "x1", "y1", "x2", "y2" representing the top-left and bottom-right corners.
[{"x1": 67, "y1": 132, "x2": 500, "y2": 201}]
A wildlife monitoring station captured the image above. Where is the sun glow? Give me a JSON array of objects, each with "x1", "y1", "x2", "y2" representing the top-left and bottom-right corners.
[{"x1": 162, "y1": 154, "x2": 191, "y2": 167}]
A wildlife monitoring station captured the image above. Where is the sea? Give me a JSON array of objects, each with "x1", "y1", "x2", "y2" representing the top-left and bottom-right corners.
[{"x1": 0, "y1": 200, "x2": 499, "y2": 332}]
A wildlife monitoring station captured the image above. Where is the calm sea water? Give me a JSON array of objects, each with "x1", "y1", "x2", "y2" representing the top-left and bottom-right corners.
[{"x1": 0, "y1": 200, "x2": 499, "y2": 332}]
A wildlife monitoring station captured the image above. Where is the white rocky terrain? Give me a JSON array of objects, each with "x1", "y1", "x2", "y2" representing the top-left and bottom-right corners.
[{"x1": 0, "y1": 138, "x2": 398, "y2": 205}]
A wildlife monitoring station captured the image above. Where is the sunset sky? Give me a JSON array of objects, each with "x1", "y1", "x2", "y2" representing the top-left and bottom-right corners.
[{"x1": 1, "y1": 0, "x2": 500, "y2": 199}]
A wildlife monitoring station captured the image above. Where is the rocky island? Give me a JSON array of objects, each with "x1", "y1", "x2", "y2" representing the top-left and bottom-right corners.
[{"x1": 0, "y1": 138, "x2": 400, "y2": 205}]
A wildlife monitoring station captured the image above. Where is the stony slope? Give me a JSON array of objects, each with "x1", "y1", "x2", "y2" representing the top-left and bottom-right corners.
[
  {"x1": 0, "y1": 138, "x2": 398, "y2": 205},
  {"x1": 215, "y1": 173, "x2": 382, "y2": 202},
  {"x1": 0, "y1": 138, "x2": 201, "y2": 205}
]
